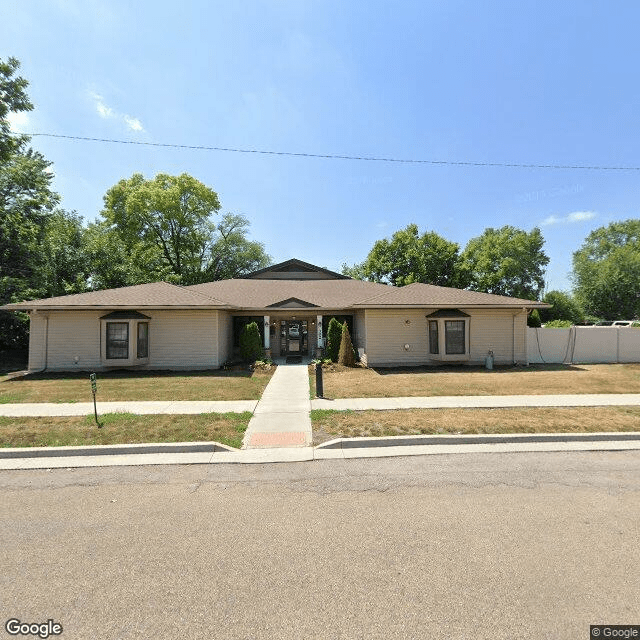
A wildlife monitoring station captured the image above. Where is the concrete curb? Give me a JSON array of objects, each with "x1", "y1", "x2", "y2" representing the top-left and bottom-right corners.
[
  {"x1": 316, "y1": 431, "x2": 640, "y2": 450},
  {"x1": 2, "y1": 432, "x2": 640, "y2": 469},
  {"x1": 0, "y1": 441, "x2": 236, "y2": 459}
]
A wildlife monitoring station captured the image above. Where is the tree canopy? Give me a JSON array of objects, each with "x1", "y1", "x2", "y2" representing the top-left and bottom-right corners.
[
  {"x1": 0, "y1": 57, "x2": 32, "y2": 163},
  {"x1": 342, "y1": 224, "x2": 464, "y2": 287},
  {"x1": 97, "y1": 173, "x2": 270, "y2": 286},
  {"x1": 572, "y1": 219, "x2": 640, "y2": 319},
  {"x1": 539, "y1": 290, "x2": 584, "y2": 324},
  {"x1": 0, "y1": 57, "x2": 89, "y2": 350},
  {"x1": 458, "y1": 226, "x2": 549, "y2": 300}
]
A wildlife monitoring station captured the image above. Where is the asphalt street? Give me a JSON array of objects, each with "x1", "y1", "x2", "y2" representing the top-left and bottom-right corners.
[{"x1": 1, "y1": 451, "x2": 639, "y2": 640}]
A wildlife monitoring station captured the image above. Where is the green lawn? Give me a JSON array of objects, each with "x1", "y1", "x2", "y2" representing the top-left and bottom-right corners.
[{"x1": 0, "y1": 411, "x2": 252, "y2": 449}]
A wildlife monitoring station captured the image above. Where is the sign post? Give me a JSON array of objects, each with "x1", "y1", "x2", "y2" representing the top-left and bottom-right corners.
[{"x1": 89, "y1": 373, "x2": 101, "y2": 428}]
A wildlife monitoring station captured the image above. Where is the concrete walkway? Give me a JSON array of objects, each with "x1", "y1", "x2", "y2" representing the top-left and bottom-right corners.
[
  {"x1": 0, "y1": 400, "x2": 257, "y2": 417},
  {"x1": 312, "y1": 393, "x2": 640, "y2": 411},
  {"x1": 242, "y1": 363, "x2": 312, "y2": 448},
  {"x1": 2, "y1": 393, "x2": 640, "y2": 418}
]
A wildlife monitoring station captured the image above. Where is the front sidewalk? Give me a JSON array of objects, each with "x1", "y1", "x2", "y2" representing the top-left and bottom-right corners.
[
  {"x1": 311, "y1": 393, "x2": 640, "y2": 410},
  {"x1": 242, "y1": 363, "x2": 312, "y2": 448}
]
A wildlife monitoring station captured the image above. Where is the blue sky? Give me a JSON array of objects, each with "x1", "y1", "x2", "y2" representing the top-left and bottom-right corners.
[{"x1": 3, "y1": 0, "x2": 640, "y2": 293}]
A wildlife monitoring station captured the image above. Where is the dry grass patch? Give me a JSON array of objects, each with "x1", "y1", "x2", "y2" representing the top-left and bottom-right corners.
[
  {"x1": 0, "y1": 368, "x2": 274, "y2": 404},
  {"x1": 310, "y1": 364, "x2": 640, "y2": 398},
  {"x1": 311, "y1": 406, "x2": 640, "y2": 443},
  {"x1": 0, "y1": 412, "x2": 252, "y2": 449}
]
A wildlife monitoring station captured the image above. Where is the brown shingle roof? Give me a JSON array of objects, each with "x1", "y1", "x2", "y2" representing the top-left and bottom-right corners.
[
  {"x1": 2, "y1": 272, "x2": 547, "y2": 312},
  {"x1": 187, "y1": 278, "x2": 392, "y2": 309},
  {"x1": 353, "y1": 282, "x2": 547, "y2": 307},
  {"x1": 2, "y1": 281, "x2": 229, "y2": 310}
]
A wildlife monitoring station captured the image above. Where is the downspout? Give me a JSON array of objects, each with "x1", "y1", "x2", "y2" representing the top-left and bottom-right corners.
[
  {"x1": 43, "y1": 313, "x2": 49, "y2": 372},
  {"x1": 512, "y1": 312, "x2": 516, "y2": 365}
]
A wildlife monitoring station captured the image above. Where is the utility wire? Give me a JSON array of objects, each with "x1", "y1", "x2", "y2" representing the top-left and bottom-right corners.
[{"x1": 16, "y1": 131, "x2": 640, "y2": 171}]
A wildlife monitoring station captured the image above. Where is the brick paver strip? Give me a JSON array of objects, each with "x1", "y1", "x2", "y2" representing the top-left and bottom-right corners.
[{"x1": 249, "y1": 432, "x2": 306, "y2": 447}]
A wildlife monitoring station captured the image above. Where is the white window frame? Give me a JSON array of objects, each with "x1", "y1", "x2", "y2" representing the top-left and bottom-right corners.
[
  {"x1": 427, "y1": 316, "x2": 470, "y2": 362},
  {"x1": 101, "y1": 318, "x2": 150, "y2": 366}
]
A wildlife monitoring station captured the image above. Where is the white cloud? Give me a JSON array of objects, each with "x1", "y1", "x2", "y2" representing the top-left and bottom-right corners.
[
  {"x1": 567, "y1": 211, "x2": 596, "y2": 222},
  {"x1": 7, "y1": 111, "x2": 30, "y2": 133},
  {"x1": 89, "y1": 91, "x2": 114, "y2": 119},
  {"x1": 124, "y1": 115, "x2": 144, "y2": 132},
  {"x1": 541, "y1": 211, "x2": 597, "y2": 226},
  {"x1": 88, "y1": 89, "x2": 144, "y2": 133}
]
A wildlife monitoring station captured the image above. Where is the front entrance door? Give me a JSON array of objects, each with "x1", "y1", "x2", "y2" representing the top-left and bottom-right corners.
[{"x1": 280, "y1": 320, "x2": 308, "y2": 356}]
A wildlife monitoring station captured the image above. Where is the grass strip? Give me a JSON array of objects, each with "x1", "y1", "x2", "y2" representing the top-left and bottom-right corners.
[
  {"x1": 0, "y1": 412, "x2": 252, "y2": 450},
  {"x1": 0, "y1": 369, "x2": 274, "y2": 403},
  {"x1": 311, "y1": 407, "x2": 640, "y2": 444},
  {"x1": 310, "y1": 363, "x2": 640, "y2": 398}
]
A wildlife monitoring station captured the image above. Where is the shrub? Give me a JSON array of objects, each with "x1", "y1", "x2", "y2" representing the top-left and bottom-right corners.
[
  {"x1": 326, "y1": 317, "x2": 343, "y2": 362},
  {"x1": 239, "y1": 321, "x2": 263, "y2": 361},
  {"x1": 544, "y1": 319, "x2": 573, "y2": 328},
  {"x1": 528, "y1": 309, "x2": 542, "y2": 328},
  {"x1": 338, "y1": 323, "x2": 356, "y2": 367}
]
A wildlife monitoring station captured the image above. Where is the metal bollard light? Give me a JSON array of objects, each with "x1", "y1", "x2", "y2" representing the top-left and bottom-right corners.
[{"x1": 315, "y1": 361, "x2": 324, "y2": 398}]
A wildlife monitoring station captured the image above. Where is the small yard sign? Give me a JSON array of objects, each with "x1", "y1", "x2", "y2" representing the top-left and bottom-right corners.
[{"x1": 89, "y1": 373, "x2": 101, "y2": 427}]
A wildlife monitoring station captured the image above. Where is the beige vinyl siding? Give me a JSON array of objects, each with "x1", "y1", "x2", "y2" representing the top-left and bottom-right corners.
[
  {"x1": 148, "y1": 310, "x2": 219, "y2": 369},
  {"x1": 46, "y1": 310, "x2": 103, "y2": 370},
  {"x1": 216, "y1": 311, "x2": 232, "y2": 365},
  {"x1": 469, "y1": 309, "x2": 527, "y2": 365},
  {"x1": 363, "y1": 310, "x2": 431, "y2": 366},
  {"x1": 27, "y1": 312, "x2": 47, "y2": 371},
  {"x1": 363, "y1": 308, "x2": 529, "y2": 367},
  {"x1": 28, "y1": 309, "x2": 221, "y2": 371},
  {"x1": 354, "y1": 310, "x2": 367, "y2": 364}
]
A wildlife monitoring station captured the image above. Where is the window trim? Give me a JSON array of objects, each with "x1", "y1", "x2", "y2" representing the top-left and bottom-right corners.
[
  {"x1": 106, "y1": 322, "x2": 129, "y2": 360},
  {"x1": 429, "y1": 320, "x2": 439, "y2": 355},
  {"x1": 137, "y1": 322, "x2": 149, "y2": 359},
  {"x1": 100, "y1": 316, "x2": 150, "y2": 365},
  {"x1": 425, "y1": 312, "x2": 470, "y2": 362},
  {"x1": 445, "y1": 320, "x2": 466, "y2": 355}
]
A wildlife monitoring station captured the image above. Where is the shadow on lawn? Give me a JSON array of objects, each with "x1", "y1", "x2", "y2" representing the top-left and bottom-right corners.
[
  {"x1": 2, "y1": 368, "x2": 258, "y2": 384},
  {"x1": 370, "y1": 364, "x2": 589, "y2": 375}
]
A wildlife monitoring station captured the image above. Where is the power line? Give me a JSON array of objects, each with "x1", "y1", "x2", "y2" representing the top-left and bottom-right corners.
[{"x1": 16, "y1": 131, "x2": 640, "y2": 171}]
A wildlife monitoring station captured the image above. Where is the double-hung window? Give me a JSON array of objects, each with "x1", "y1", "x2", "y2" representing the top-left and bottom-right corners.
[
  {"x1": 445, "y1": 320, "x2": 465, "y2": 355},
  {"x1": 429, "y1": 321, "x2": 439, "y2": 354},
  {"x1": 101, "y1": 311, "x2": 150, "y2": 364},
  {"x1": 106, "y1": 322, "x2": 129, "y2": 359},
  {"x1": 425, "y1": 310, "x2": 469, "y2": 361},
  {"x1": 137, "y1": 322, "x2": 149, "y2": 358}
]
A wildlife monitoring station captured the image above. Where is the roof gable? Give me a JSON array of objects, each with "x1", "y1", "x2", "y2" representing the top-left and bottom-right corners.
[
  {"x1": 246, "y1": 258, "x2": 350, "y2": 280},
  {"x1": 267, "y1": 297, "x2": 319, "y2": 308}
]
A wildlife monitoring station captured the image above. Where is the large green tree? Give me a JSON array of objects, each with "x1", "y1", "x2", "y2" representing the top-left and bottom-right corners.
[
  {"x1": 572, "y1": 219, "x2": 640, "y2": 319},
  {"x1": 0, "y1": 57, "x2": 88, "y2": 350},
  {"x1": 539, "y1": 290, "x2": 584, "y2": 324},
  {"x1": 0, "y1": 57, "x2": 32, "y2": 163},
  {"x1": 459, "y1": 226, "x2": 549, "y2": 299},
  {"x1": 96, "y1": 173, "x2": 270, "y2": 286},
  {"x1": 342, "y1": 224, "x2": 464, "y2": 287}
]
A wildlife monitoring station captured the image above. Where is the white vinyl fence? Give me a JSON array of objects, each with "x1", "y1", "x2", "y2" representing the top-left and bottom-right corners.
[{"x1": 528, "y1": 327, "x2": 640, "y2": 364}]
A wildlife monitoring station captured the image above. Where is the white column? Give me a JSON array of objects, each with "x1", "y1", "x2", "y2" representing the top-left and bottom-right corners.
[
  {"x1": 264, "y1": 316, "x2": 270, "y2": 349},
  {"x1": 317, "y1": 315, "x2": 323, "y2": 348}
]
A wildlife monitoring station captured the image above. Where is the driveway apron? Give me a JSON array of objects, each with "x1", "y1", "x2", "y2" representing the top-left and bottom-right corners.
[{"x1": 243, "y1": 364, "x2": 312, "y2": 448}]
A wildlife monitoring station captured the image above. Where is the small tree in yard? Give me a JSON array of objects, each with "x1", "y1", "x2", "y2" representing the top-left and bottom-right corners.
[
  {"x1": 527, "y1": 309, "x2": 542, "y2": 328},
  {"x1": 338, "y1": 322, "x2": 356, "y2": 367},
  {"x1": 239, "y1": 321, "x2": 263, "y2": 361},
  {"x1": 326, "y1": 317, "x2": 343, "y2": 362}
]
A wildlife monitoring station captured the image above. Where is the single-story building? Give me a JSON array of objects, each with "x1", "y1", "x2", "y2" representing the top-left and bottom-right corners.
[{"x1": 2, "y1": 258, "x2": 548, "y2": 371}]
